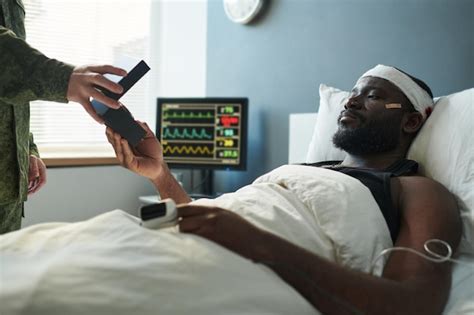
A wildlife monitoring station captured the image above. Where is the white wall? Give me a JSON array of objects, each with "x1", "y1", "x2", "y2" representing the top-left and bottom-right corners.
[
  {"x1": 23, "y1": 0, "x2": 208, "y2": 227},
  {"x1": 23, "y1": 167, "x2": 156, "y2": 226},
  {"x1": 153, "y1": 0, "x2": 207, "y2": 98}
]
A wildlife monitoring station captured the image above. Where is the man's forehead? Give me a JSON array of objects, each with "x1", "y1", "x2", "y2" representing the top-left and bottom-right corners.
[{"x1": 352, "y1": 77, "x2": 402, "y2": 95}]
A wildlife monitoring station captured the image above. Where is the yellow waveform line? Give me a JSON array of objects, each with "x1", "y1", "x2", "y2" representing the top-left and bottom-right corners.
[{"x1": 164, "y1": 145, "x2": 214, "y2": 155}]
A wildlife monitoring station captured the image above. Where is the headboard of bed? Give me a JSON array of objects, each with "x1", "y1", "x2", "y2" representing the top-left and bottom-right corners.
[{"x1": 288, "y1": 113, "x2": 317, "y2": 164}]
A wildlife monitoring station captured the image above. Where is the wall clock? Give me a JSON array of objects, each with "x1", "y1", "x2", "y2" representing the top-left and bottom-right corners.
[{"x1": 223, "y1": 0, "x2": 264, "y2": 24}]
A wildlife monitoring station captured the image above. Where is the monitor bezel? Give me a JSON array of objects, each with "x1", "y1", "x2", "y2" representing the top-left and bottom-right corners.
[{"x1": 156, "y1": 97, "x2": 248, "y2": 171}]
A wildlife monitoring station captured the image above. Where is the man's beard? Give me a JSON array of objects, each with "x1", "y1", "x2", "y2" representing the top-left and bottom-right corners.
[{"x1": 332, "y1": 114, "x2": 402, "y2": 156}]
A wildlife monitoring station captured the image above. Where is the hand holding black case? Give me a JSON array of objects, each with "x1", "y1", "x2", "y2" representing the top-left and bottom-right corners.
[{"x1": 92, "y1": 60, "x2": 150, "y2": 147}]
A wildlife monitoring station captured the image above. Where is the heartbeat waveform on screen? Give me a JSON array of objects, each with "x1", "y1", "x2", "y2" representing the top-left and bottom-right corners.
[
  {"x1": 163, "y1": 128, "x2": 213, "y2": 140},
  {"x1": 164, "y1": 145, "x2": 214, "y2": 155},
  {"x1": 163, "y1": 111, "x2": 214, "y2": 120}
]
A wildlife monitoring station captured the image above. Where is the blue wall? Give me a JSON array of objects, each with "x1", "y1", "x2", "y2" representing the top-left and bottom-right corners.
[{"x1": 206, "y1": 0, "x2": 473, "y2": 193}]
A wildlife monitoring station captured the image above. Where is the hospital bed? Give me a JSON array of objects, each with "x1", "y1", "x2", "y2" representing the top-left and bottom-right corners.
[{"x1": 0, "y1": 88, "x2": 472, "y2": 315}]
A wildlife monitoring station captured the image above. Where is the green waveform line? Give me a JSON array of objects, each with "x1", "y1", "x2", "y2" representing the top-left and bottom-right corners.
[
  {"x1": 163, "y1": 111, "x2": 213, "y2": 120},
  {"x1": 164, "y1": 128, "x2": 213, "y2": 140},
  {"x1": 164, "y1": 145, "x2": 214, "y2": 155}
]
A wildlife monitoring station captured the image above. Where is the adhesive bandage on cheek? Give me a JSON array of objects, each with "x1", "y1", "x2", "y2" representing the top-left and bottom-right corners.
[{"x1": 385, "y1": 103, "x2": 402, "y2": 109}]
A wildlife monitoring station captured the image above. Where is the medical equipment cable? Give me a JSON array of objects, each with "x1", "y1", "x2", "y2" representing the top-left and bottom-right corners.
[
  {"x1": 369, "y1": 238, "x2": 473, "y2": 274},
  {"x1": 259, "y1": 238, "x2": 472, "y2": 315}
]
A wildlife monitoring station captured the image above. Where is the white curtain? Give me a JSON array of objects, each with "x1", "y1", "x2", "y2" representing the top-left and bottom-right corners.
[{"x1": 24, "y1": 0, "x2": 152, "y2": 158}]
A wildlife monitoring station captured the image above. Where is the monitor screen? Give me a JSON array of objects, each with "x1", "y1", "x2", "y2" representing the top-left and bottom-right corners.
[{"x1": 156, "y1": 98, "x2": 248, "y2": 170}]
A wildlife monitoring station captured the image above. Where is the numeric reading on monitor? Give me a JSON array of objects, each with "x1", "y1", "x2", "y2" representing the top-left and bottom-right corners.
[{"x1": 160, "y1": 103, "x2": 242, "y2": 166}]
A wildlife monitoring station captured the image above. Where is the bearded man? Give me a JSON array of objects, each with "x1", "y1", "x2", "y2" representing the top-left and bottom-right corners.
[{"x1": 107, "y1": 65, "x2": 461, "y2": 315}]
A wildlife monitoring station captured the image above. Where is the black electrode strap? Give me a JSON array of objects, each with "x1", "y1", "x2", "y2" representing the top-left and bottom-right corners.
[{"x1": 103, "y1": 60, "x2": 151, "y2": 100}]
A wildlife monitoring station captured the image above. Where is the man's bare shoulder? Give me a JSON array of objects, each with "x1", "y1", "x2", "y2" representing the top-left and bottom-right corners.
[
  {"x1": 397, "y1": 174, "x2": 453, "y2": 198},
  {"x1": 391, "y1": 175, "x2": 454, "y2": 213},
  {"x1": 396, "y1": 174, "x2": 458, "y2": 216},
  {"x1": 394, "y1": 174, "x2": 461, "y2": 250}
]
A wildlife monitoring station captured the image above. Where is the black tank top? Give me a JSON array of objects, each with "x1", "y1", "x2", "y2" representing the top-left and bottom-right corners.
[{"x1": 302, "y1": 159, "x2": 419, "y2": 242}]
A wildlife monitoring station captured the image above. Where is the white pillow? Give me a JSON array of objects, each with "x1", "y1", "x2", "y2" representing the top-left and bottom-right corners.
[
  {"x1": 306, "y1": 84, "x2": 474, "y2": 254},
  {"x1": 408, "y1": 88, "x2": 474, "y2": 254},
  {"x1": 305, "y1": 84, "x2": 347, "y2": 163}
]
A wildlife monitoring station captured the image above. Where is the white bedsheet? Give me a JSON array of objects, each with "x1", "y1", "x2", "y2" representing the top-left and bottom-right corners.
[
  {"x1": 444, "y1": 254, "x2": 474, "y2": 315},
  {"x1": 3, "y1": 165, "x2": 468, "y2": 314}
]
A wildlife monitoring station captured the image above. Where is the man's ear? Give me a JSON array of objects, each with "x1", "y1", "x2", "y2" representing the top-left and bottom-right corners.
[{"x1": 402, "y1": 111, "x2": 424, "y2": 134}]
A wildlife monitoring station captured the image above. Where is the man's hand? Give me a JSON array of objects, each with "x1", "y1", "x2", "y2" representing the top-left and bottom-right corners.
[
  {"x1": 105, "y1": 121, "x2": 164, "y2": 180},
  {"x1": 177, "y1": 204, "x2": 266, "y2": 260},
  {"x1": 67, "y1": 65, "x2": 127, "y2": 123},
  {"x1": 28, "y1": 155, "x2": 46, "y2": 195},
  {"x1": 106, "y1": 121, "x2": 192, "y2": 203}
]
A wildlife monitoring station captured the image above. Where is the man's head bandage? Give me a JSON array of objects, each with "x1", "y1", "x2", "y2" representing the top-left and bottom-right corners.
[{"x1": 357, "y1": 65, "x2": 434, "y2": 120}]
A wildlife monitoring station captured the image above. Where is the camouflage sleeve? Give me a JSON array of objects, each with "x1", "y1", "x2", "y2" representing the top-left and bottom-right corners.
[
  {"x1": 28, "y1": 133, "x2": 39, "y2": 158},
  {"x1": 0, "y1": 26, "x2": 75, "y2": 106}
]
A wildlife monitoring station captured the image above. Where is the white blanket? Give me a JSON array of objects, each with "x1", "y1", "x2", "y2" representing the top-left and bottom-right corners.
[{"x1": 0, "y1": 165, "x2": 393, "y2": 315}]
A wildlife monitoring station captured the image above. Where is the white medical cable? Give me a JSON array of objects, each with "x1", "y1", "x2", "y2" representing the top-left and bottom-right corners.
[{"x1": 370, "y1": 238, "x2": 472, "y2": 274}]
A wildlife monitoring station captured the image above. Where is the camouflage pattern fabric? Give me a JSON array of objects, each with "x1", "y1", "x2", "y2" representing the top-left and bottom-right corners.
[
  {"x1": 0, "y1": 5, "x2": 4, "y2": 27},
  {"x1": 0, "y1": 0, "x2": 74, "y2": 232},
  {"x1": 0, "y1": 201, "x2": 22, "y2": 234}
]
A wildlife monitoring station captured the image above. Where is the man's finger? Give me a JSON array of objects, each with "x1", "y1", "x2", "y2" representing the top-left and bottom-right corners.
[
  {"x1": 106, "y1": 128, "x2": 120, "y2": 148},
  {"x1": 86, "y1": 65, "x2": 127, "y2": 77},
  {"x1": 38, "y1": 161, "x2": 47, "y2": 186},
  {"x1": 28, "y1": 158, "x2": 39, "y2": 181},
  {"x1": 28, "y1": 179, "x2": 36, "y2": 191},
  {"x1": 105, "y1": 127, "x2": 120, "y2": 144},
  {"x1": 31, "y1": 182, "x2": 44, "y2": 194},
  {"x1": 89, "y1": 89, "x2": 121, "y2": 110},
  {"x1": 113, "y1": 133, "x2": 124, "y2": 165},
  {"x1": 106, "y1": 129, "x2": 121, "y2": 160},
  {"x1": 92, "y1": 74, "x2": 123, "y2": 94},
  {"x1": 120, "y1": 139, "x2": 135, "y2": 167},
  {"x1": 28, "y1": 177, "x2": 39, "y2": 193},
  {"x1": 105, "y1": 127, "x2": 114, "y2": 143},
  {"x1": 30, "y1": 176, "x2": 45, "y2": 194}
]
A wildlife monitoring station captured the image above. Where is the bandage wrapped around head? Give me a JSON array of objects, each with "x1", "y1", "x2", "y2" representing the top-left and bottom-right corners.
[{"x1": 358, "y1": 65, "x2": 434, "y2": 120}]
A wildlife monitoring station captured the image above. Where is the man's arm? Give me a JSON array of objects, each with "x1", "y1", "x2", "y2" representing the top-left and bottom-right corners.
[
  {"x1": 0, "y1": 26, "x2": 127, "y2": 123},
  {"x1": 177, "y1": 176, "x2": 461, "y2": 315},
  {"x1": 0, "y1": 26, "x2": 73, "y2": 105},
  {"x1": 150, "y1": 162, "x2": 192, "y2": 204}
]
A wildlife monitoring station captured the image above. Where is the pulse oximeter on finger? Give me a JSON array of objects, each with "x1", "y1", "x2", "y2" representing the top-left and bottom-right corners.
[{"x1": 139, "y1": 198, "x2": 178, "y2": 229}]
